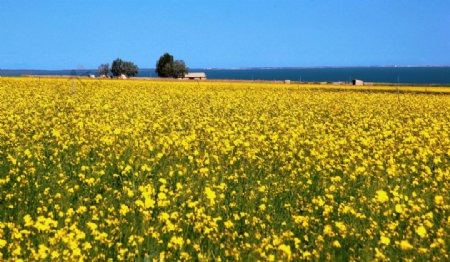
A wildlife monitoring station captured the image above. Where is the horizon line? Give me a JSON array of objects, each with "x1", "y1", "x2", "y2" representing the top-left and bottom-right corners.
[{"x1": 1, "y1": 65, "x2": 450, "y2": 71}]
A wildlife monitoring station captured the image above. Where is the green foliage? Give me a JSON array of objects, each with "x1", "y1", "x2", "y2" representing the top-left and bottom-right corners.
[
  {"x1": 172, "y1": 60, "x2": 188, "y2": 78},
  {"x1": 156, "y1": 53, "x2": 188, "y2": 78},
  {"x1": 96, "y1": 63, "x2": 110, "y2": 77},
  {"x1": 111, "y1": 58, "x2": 139, "y2": 77},
  {"x1": 156, "y1": 53, "x2": 174, "y2": 77}
]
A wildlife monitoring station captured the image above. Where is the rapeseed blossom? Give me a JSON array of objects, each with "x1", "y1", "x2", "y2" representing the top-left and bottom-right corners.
[
  {"x1": 400, "y1": 240, "x2": 414, "y2": 251},
  {"x1": 0, "y1": 77, "x2": 448, "y2": 260},
  {"x1": 204, "y1": 187, "x2": 217, "y2": 205},
  {"x1": 380, "y1": 236, "x2": 390, "y2": 245},
  {"x1": 375, "y1": 190, "x2": 389, "y2": 203},
  {"x1": 416, "y1": 226, "x2": 427, "y2": 238}
]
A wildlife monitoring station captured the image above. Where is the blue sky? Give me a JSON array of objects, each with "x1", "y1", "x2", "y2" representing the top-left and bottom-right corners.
[{"x1": 1, "y1": 0, "x2": 449, "y2": 69}]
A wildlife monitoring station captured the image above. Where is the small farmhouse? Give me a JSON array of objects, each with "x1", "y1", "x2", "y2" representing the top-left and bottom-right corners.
[
  {"x1": 353, "y1": 79, "x2": 364, "y2": 86},
  {"x1": 184, "y1": 72, "x2": 207, "y2": 80}
]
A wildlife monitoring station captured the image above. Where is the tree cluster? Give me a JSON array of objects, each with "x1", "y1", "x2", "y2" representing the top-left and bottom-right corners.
[
  {"x1": 156, "y1": 53, "x2": 188, "y2": 78},
  {"x1": 111, "y1": 59, "x2": 139, "y2": 77},
  {"x1": 97, "y1": 53, "x2": 188, "y2": 78},
  {"x1": 96, "y1": 59, "x2": 138, "y2": 78},
  {"x1": 96, "y1": 64, "x2": 110, "y2": 77}
]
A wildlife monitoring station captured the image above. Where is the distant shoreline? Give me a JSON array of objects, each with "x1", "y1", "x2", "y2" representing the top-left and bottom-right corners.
[
  {"x1": 5, "y1": 75, "x2": 447, "y2": 88},
  {"x1": 2, "y1": 65, "x2": 450, "y2": 72},
  {"x1": 2, "y1": 75, "x2": 449, "y2": 95},
  {"x1": 2, "y1": 67, "x2": 450, "y2": 85}
]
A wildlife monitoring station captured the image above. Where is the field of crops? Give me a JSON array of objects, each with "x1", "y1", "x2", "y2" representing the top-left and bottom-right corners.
[{"x1": 0, "y1": 77, "x2": 449, "y2": 261}]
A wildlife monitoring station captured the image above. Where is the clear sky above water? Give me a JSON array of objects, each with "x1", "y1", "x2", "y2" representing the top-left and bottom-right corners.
[{"x1": 1, "y1": 0, "x2": 449, "y2": 70}]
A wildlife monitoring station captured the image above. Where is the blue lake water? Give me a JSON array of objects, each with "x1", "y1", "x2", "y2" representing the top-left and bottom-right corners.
[
  {"x1": 1, "y1": 67, "x2": 450, "y2": 84},
  {"x1": 188, "y1": 67, "x2": 450, "y2": 84}
]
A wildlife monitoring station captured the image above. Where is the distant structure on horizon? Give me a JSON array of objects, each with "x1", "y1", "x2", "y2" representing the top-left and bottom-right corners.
[
  {"x1": 353, "y1": 79, "x2": 364, "y2": 86},
  {"x1": 184, "y1": 72, "x2": 207, "y2": 80}
]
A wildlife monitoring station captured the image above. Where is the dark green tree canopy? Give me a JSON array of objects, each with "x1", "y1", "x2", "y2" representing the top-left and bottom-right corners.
[
  {"x1": 156, "y1": 53, "x2": 188, "y2": 78},
  {"x1": 172, "y1": 60, "x2": 188, "y2": 78},
  {"x1": 111, "y1": 58, "x2": 139, "y2": 77},
  {"x1": 156, "y1": 53, "x2": 174, "y2": 77},
  {"x1": 97, "y1": 63, "x2": 110, "y2": 76}
]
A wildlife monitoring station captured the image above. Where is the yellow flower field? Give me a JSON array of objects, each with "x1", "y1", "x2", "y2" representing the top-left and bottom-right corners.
[{"x1": 0, "y1": 77, "x2": 449, "y2": 261}]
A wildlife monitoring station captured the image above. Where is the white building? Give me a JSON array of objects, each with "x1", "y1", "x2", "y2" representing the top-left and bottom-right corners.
[
  {"x1": 353, "y1": 79, "x2": 364, "y2": 86},
  {"x1": 184, "y1": 72, "x2": 207, "y2": 80}
]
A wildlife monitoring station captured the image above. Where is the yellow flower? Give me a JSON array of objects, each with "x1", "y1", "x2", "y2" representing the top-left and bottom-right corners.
[
  {"x1": 51, "y1": 129, "x2": 61, "y2": 138},
  {"x1": 258, "y1": 185, "x2": 267, "y2": 193},
  {"x1": 302, "y1": 251, "x2": 312, "y2": 259},
  {"x1": 375, "y1": 248, "x2": 386, "y2": 259},
  {"x1": 375, "y1": 190, "x2": 389, "y2": 203},
  {"x1": 24, "y1": 149, "x2": 32, "y2": 158},
  {"x1": 12, "y1": 246, "x2": 21, "y2": 256},
  {"x1": 259, "y1": 204, "x2": 266, "y2": 211},
  {"x1": 87, "y1": 222, "x2": 98, "y2": 231},
  {"x1": 38, "y1": 244, "x2": 49, "y2": 259},
  {"x1": 416, "y1": 225, "x2": 427, "y2": 238},
  {"x1": 157, "y1": 192, "x2": 169, "y2": 207},
  {"x1": 399, "y1": 240, "x2": 413, "y2": 251},
  {"x1": 418, "y1": 248, "x2": 428, "y2": 254},
  {"x1": 224, "y1": 220, "x2": 234, "y2": 229},
  {"x1": 204, "y1": 187, "x2": 217, "y2": 205},
  {"x1": 7, "y1": 154, "x2": 17, "y2": 165},
  {"x1": 34, "y1": 216, "x2": 57, "y2": 232},
  {"x1": 51, "y1": 250, "x2": 59, "y2": 259},
  {"x1": 144, "y1": 195, "x2": 155, "y2": 209},
  {"x1": 335, "y1": 221, "x2": 347, "y2": 235},
  {"x1": 395, "y1": 204, "x2": 404, "y2": 214},
  {"x1": 323, "y1": 224, "x2": 334, "y2": 237},
  {"x1": 0, "y1": 239, "x2": 7, "y2": 248},
  {"x1": 434, "y1": 195, "x2": 444, "y2": 205},
  {"x1": 23, "y1": 214, "x2": 34, "y2": 227},
  {"x1": 119, "y1": 204, "x2": 130, "y2": 216},
  {"x1": 278, "y1": 244, "x2": 291, "y2": 258},
  {"x1": 379, "y1": 236, "x2": 390, "y2": 245},
  {"x1": 168, "y1": 236, "x2": 184, "y2": 249},
  {"x1": 333, "y1": 240, "x2": 341, "y2": 248}
]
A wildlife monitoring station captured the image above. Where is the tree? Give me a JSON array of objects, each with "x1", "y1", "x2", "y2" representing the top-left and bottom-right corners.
[
  {"x1": 156, "y1": 53, "x2": 174, "y2": 77},
  {"x1": 122, "y1": 61, "x2": 139, "y2": 77},
  {"x1": 97, "y1": 63, "x2": 110, "y2": 77},
  {"x1": 111, "y1": 58, "x2": 139, "y2": 77},
  {"x1": 172, "y1": 60, "x2": 188, "y2": 78},
  {"x1": 156, "y1": 53, "x2": 188, "y2": 78}
]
